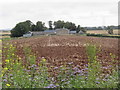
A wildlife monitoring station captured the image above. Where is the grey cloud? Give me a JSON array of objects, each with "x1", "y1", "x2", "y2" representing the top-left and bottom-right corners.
[{"x1": 0, "y1": 1, "x2": 118, "y2": 29}]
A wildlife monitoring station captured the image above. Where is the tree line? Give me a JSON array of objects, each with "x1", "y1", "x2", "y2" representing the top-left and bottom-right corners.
[
  {"x1": 11, "y1": 20, "x2": 84, "y2": 37},
  {"x1": 11, "y1": 20, "x2": 117, "y2": 37}
]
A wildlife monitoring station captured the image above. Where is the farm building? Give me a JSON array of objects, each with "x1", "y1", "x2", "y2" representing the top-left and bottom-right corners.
[
  {"x1": 44, "y1": 30, "x2": 56, "y2": 35},
  {"x1": 69, "y1": 30, "x2": 76, "y2": 34},
  {"x1": 30, "y1": 29, "x2": 70, "y2": 36},
  {"x1": 32, "y1": 31, "x2": 44, "y2": 36},
  {"x1": 55, "y1": 28, "x2": 69, "y2": 35},
  {"x1": 79, "y1": 30, "x2": 85, "y2": 34}
]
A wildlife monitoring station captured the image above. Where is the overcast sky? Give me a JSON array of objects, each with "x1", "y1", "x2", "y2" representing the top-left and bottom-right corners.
[{"x1": 0, "y1": 0, "x2": 119, "y2": 29}]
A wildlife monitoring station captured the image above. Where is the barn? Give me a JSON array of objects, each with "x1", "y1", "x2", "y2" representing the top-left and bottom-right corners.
[
  {"x1": 32, "y1": 31, "x2": 44, "y2": 36},
  {"x1": 55, "y1": 28, "x2": 69, "y2": 35},
  {"x1": 79, "y1": 30, "x2": 85, "y2": 34},
  {"x1": 31, "y1": 29, "x2": 70, "y2": 36},
  {"x1": 44, "y1": 30, "x2": 56, "y2": 35},
  {"x1": 69, "y1": 30, "x2": 76, "y2": 34}
]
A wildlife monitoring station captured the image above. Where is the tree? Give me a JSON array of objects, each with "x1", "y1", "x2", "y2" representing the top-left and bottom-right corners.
[
  {"x1": 118, "y1": 25, "x2": 120, "y2": 29},
  {"x1": 48, "y1": 21, "x2": 53, "y2": 30},
  {"x1": 97, "y1": 26, "x2": 103, "y2": 30},
  {"x1": 11, "y1": 20, "x2": 33, "y2": 37},
  {"x1": 107, "y1": 26, "x2": 113, "y2": 34},
  {"x1": 81, "y1": 27, "x2": 86, "y2": 33},
  {"x1": 31, "y1": 24, "x2": 36, "y2": 31},
  {"x1": 64, "y1": 22, "x2": 76, "y2": 30},
  {"x1": 76, "y1": 25, "x2": 80, "y2": 33},
  {"x1": 35, "y1": 21, "x2": 47, "y2": 31},
  {"x1": 53, "y1": 20, "x2": 65, "y2": 29}
]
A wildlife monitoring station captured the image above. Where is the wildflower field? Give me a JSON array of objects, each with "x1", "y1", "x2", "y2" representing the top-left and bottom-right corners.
[{"x1": 1, "y1": 35, "x2": 120, "y2": 88}]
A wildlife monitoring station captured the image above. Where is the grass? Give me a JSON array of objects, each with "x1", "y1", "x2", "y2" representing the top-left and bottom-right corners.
[{"x1": 2, "y1": 43, "x2": 119, "y2": 88}]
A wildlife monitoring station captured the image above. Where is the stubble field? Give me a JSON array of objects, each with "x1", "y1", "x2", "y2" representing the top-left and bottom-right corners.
[{"x1": 87, "y1": 29, "x2": 119, "y2": 35}]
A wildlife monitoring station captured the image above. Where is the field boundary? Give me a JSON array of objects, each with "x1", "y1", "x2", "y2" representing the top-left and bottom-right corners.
[{"x1": 86, "y1": 33, "x2": 120, "y2": 38}]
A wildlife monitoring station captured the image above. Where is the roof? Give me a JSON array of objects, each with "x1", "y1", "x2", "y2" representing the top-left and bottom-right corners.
[
  {"x1": 44, "y1": 30, "x2": 56, "y2": 33},
  {"x1": 69, "y1": 31, "x2": 76, "y2": 34},
  {"x1": 79, "y1": 30, "x2": 84, "y2": 34},
  {"x1": 55, "y1": 28, "x2": 69, "y2": 31}
]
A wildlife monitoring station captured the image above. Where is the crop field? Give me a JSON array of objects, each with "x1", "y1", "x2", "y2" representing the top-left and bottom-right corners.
[
  {"x1": 1, "y1": 35, "x2": 119, "y2": 88},
  {"x1": 87, "y1": 29, "x2": 119, "y2": 35},
  {"x1": 0, "y1": 31, "x2": 11, "y2": 39}
]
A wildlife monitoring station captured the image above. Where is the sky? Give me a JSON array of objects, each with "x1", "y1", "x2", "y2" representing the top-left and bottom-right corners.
[{"x1": 0, "y1": 0, "x2": 119, "y2": 29}]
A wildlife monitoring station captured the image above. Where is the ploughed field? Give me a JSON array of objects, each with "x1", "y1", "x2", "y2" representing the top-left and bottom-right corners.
[{"x1": 2, "y1": 35, "x2": 119, "y2": 75}]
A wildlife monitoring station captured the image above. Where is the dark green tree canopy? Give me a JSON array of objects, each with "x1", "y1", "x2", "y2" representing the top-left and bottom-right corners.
[
  {"x1": 76, "y1": 25, "x2": 80, "y2": 33},
  {"x1": 11, "y1": 20, "x2": 33, "y2": 37},
  {"x1": 11, "y1": 20, "x2": 83, "y2": 37},
  {"x1": 53, "y1": 20, "x2": 77, "y2": 30},
  {"x1": 48, "y1": 21, "x2": 53, "y2": 30},
  {"x1": 53, "y1": 20, "x2": 65, "y2": 29},
  {"x1": 64, "y1": 22, "x2": 76, "y2": 30},
  {"x1": 35, "y1": 21, "x2": 47, "y2": 31},
  {"x1": 107, "y1": 26, "x2": 113, "y2": 34}
]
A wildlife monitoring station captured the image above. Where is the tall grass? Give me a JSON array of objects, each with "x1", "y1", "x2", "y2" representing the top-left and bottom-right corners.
[{"x1": 2, "y1": 43, "x2": 119, "y2": 88}]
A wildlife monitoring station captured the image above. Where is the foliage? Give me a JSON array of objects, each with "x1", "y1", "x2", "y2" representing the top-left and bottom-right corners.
[
  {"x1": 11, "y1": 20, "x2": 33, "y2": 37},
  {"x1": 80, "y1": 27, "x2": 86, "y2": 33},
  {"x1": 107, "y1": 26, "x2": 113, "y2": 34},
  {"x1": 2, "y1": 44, "x2": 50, "y2": 88},
  {"x1": 48, "y1": 21, "x2": 53, "y2": 30},
  {"x1": 2, "y1": 43, "x2": 119, "y2": 88},
  {"x1": 53, "y1": 20, "x2": 65, "y2": 29},
  {"x1": 31, "y1": 24, "x2": 36, "y2": 31},
  {"x1": 64, "y1": 21, "x2": 76, "y2": 30},
  {"x1": 76, "y1": 25, "x2": 80, "y2": 33},
  {"x1": 35, "y1": 21, "x2": 47, "y2": 31}
]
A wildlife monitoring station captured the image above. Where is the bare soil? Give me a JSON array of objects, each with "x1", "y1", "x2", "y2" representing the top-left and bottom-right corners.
[{"x1": 2, "y1": 35, "x2": 119, "y2": 75}]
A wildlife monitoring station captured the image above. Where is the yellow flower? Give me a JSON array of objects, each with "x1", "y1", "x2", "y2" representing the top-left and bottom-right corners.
[
  {"x1": 0, "y1": 50, "x2": 2, "y2": 52},
  {"x1": 42, "y1": 58, "x2": 46, "y2": 62},
  {"x1": 12, "y1": 53, "x2": 15, "y2": 56},
  {"x1": 1, "y1": 74, "x2": 3, "y2": 77},
  {"x1": 19, "y1": 57, "x2": 21, "y2": 60},
  {"x1": 2, "y1": 70, "x2": 4, "y2": 73},
  {"x1": 28, "y1": 75, "x2": 31, "y2": 77},
  {"x1": 0, "y1": 39, "x2": 2, "y2": 42},
  {"x1": 110, "y1": 53, "x2": 112, "y2": 56},
  {"x1": 10, "y1": 44, "x2": 13, "y2": 47},
  {"x1": 6, "y1": 84, "x2": 10, "y2": 87},
  {"x1": 5, "y1": 59, "x2": 9, "y2": 63},
  {"x1": 4, "y1": 67, "x2": 8, "y2": 70}
]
